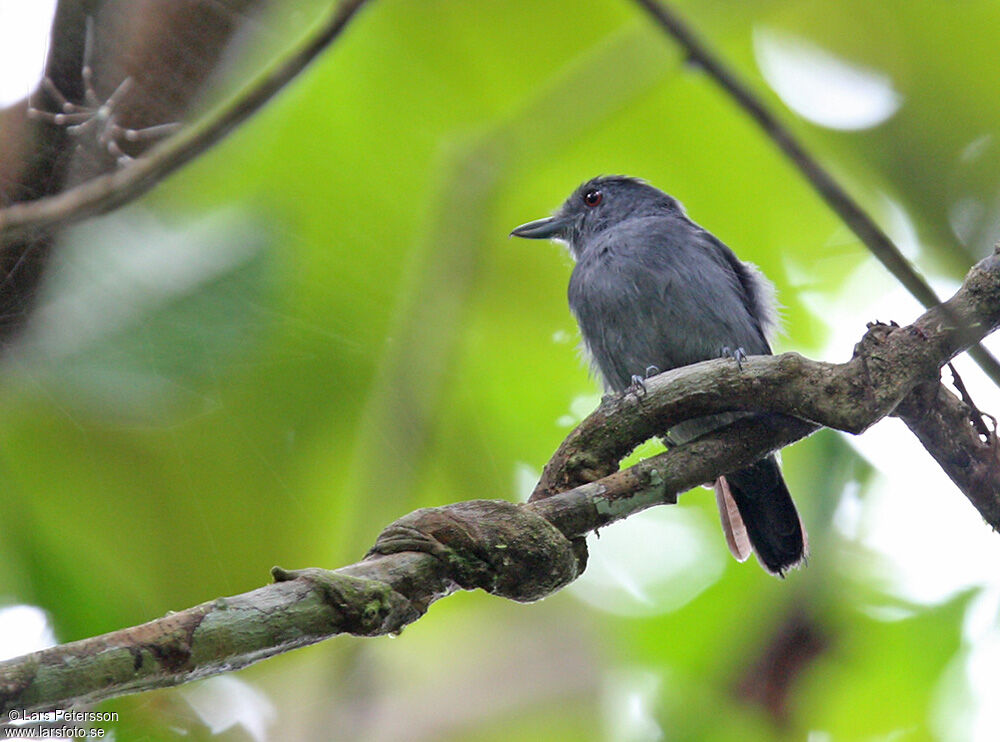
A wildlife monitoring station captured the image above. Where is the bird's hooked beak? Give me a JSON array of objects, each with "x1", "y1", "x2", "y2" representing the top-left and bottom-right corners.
[{"x1": 509, "y1": 215, "x2": 570, "y2": 240}]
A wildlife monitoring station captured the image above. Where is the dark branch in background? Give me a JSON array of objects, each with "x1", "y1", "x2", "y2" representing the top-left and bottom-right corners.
[
  {"x1": 0, "y1": 1, "x2": 87, "y2": 343},
  {"x1": 0, "y1": 0, "x2": 369, "y2": 242},
  {"x1": 632, "y1": 0, "x2": 1000, "y2": 388},
  {"x1": 0, "y1": 0, "x2": 271, "y2": 344},
  {"x1": 4, "y1": 247, "x2": 1000, "y2": 716},
  {"x1": 734, "y1": 609, "x2": 829, "y2": 725}
]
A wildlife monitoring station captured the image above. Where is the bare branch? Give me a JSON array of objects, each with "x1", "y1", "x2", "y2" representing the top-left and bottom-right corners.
[{"x1": 4, "y1": 246, "x2": 1000, "y2": 717}]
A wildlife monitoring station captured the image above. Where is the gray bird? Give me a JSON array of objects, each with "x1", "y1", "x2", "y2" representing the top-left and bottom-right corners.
[{"x1": 511, "y1": 175, "x2": 806, "y2": 576}]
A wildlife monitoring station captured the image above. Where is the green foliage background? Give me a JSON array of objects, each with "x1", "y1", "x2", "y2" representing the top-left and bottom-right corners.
[{"x1": 3, "y1": 0, "x2": 1000, "y2": 739}]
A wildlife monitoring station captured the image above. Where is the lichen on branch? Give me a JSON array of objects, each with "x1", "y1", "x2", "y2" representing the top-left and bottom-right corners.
[{"x1": 4, "y1": 247, "x2": 1000, "y2": 717}]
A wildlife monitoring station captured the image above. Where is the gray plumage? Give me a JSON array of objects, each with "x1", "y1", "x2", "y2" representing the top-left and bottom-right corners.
[{"x1": 512, "y1": 175, "x2": 806, "y2": 575}]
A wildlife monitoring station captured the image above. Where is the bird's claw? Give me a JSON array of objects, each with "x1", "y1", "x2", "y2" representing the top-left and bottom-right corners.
[
  {"x1": 626, "y1": 365, "x2": 661, "y2": 398},
  {"x1": 25, "y1": 16, "x2": 180, "y2": 167},
  {"x1": 627, "y1": 374, "x2": 647, "y2": 397},
  {"x1": 720, "y1": 346, "x2": 748, "y2": 370}
]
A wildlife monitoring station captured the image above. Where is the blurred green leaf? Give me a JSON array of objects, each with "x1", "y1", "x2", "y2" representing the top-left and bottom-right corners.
[
  {"x1": 11, "y1": 208, "x2": 275, "y2": 423},
  {"x1": 2, "y1": 1, "x2": 999, "y2": 740}
]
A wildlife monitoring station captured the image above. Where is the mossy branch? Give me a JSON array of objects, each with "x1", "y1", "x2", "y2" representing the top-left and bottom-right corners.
[{"x1": 4, "y1": 247, "x2": 1000, "y2": 717}]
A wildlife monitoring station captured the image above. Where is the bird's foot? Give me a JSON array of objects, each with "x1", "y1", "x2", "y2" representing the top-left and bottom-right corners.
[
  {"x1": 627, "y1": 374, "x2": 648, "y2": 398},
  {"x1": 626, "y1": 366, "x2": 661, "y2": 398},
  {"x1": 720, "y1": 346, "x2": 748, "y2": 370}
]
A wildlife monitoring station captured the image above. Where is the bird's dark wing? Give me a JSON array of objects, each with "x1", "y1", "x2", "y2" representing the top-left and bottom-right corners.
[
  {"x1": 695, "y1": 226, "x2": 779, "y2": 352},
  {"x1": 568, "y1": 216, "x2": 773, "y2": 391}
]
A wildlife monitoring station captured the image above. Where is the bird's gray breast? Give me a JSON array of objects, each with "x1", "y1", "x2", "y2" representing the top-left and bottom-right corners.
[{"x1": 567, "y1": 218, "x2": 771, "y2": 396}]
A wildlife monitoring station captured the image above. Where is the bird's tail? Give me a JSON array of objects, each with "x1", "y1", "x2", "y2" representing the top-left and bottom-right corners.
[{"x1": 714, "y1": 455, "x2": 806, "y2": 576}]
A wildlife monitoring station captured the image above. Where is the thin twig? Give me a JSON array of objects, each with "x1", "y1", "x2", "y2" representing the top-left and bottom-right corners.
[
  {"x1": 632, "y1": 0, "x2": 1000, "y2": 388},
  {"x1": 0, "y1": 0, "x2": 369, "y2": 240},
  {"x1": 947, "y1": 362, "x2": 995, "y2": 439}
]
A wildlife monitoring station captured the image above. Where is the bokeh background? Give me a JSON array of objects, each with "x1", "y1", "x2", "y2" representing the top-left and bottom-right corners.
[{"x1": 2, "y1": 0, "x2": 1000, "y2": 739}]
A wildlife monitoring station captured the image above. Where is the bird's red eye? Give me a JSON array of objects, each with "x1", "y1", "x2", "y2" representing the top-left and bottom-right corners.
[{"x1": 583, "y1": 189, "x2": 603, "y2": 207}]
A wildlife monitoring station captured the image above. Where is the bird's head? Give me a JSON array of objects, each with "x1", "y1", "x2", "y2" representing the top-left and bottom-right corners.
[{"x1": 510, "y1": 175, "x2": 684, "y2": 258}]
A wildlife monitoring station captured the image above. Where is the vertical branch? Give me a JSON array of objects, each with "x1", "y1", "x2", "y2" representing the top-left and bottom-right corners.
[{"x1": 0, "y1": 1, "x2": 90, "y2": 344}]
